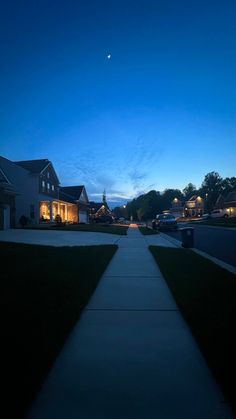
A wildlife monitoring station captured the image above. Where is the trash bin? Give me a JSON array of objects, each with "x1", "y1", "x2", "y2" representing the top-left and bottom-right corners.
[{"x1": 180, "y1": 227, "x2": 194, "y2": 248}]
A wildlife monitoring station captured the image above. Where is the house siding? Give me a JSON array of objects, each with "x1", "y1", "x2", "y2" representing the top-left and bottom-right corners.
[
  {"x1": 0, "y1": 157, "x2": 40, "y2": 226},
  {"x1": 0, "y1": 191, "x2": 15, "y2": 229}
]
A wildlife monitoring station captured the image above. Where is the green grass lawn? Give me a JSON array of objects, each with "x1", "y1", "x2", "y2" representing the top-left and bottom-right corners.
[
  {"x1": 199, "y1": 216, "x2": 236, "y2": 227},
  {"x1": 138, "y1": 226, "x2": 159, "y2": 235},
  {"x1": 25, "y1": 223, "x2": 129, "y2": 235},
  {"x1": 0, "y1": 242, "x2": 117, "y2": 419},
  {"x1": 150, "y1": 246, "x2": 236, "y2": 416}
]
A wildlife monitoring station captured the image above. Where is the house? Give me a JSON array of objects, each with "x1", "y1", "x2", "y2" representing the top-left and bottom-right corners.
[
  {"x1": 215, "y1": 190, "x2": 236, "y2": 217},
  {"x1": 89, "y1": 201, "x2": 112, "y2": 221},
  {"x1": 0, "y1": 156, "x2": 42, "y2": 228},
  {"x1": 60, "y1": 186, "x2": 89, "y2": 223},
  {"x1": 0, "y1": 156, "x2": 89, "y2": 227},
  {"x1": 89, "y1": 191, "x2": 113, "y2": 221},
  {"x1": 0, "y1": 164, "x2": 16, "y2": 229},
  {"x1": 169, "y1": 198, "x2": 185, "y2": 219},
  {"x1": 184, "y1": 195, "x2": 204, "y2": 217}
]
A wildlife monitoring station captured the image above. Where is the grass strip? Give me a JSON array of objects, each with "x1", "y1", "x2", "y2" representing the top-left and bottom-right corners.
[
  {"x1": 0, "y1": 242, "x2": 117, "y2": 419},
  {"x1": 149, "y1": 245, "x2": 236, "y2": 416},
  {"x1": 138, "y1": 226, "x2": 159, "y2": 235},
  {"x1": 200, "y1": 217, "x2": 236, "y2": 228}
]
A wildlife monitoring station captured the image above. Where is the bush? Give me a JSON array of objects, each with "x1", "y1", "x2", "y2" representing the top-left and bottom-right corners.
[
  {"x1": 54, "y1": 214, "x2": 62, "y2": 225},
  {"x1": 19, "y1": 215, "x2": 28, "y2": 228}
]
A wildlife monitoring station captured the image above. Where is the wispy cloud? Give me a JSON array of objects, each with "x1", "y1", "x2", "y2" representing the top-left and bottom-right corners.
[{"x1": 52, "y1": 115, "x2": 165, "y2": 205}]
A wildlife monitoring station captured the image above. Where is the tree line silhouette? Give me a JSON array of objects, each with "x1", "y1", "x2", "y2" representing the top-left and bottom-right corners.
[{"x1": 113, "y1": 172, "x2": 236, "y2": 221}]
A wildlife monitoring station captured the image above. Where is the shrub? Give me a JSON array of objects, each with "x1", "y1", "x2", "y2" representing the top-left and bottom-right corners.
[
  {"x1": 19, "y1": 215, "x2": 28, "y2": 228},
  {"x1": 54, "y1": 214, "x2": 63, "y2": 225}
]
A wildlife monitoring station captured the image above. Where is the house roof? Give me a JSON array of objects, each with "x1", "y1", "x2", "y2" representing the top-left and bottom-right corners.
[
  {"x1": 0, "y1": 167, "x2": 16, "y2": 195},
  {"x1": 14, "y1": 158, "x2": 60, "y2": 184},
  {"x1": 0, "y1": 167, "x2": 10, "y2": 184},
  {"x1": 89, "y1": 201, "x2": 110, "y2": 214},
  {"x1": 58, "y1": 190, "x2": 76, "y2": 204},
  {"x1": 14, "y1": 159, "x2": 50, "y2": 174},
  {"x1": 187, "y1": 195, "x2": 198, "y2": 202},
  {"x1": 60, "y1": 186, "x2": 84, "y2": 200},
  {"x1": 225, "y1": 190, "x2": 236, "y2": 203}
]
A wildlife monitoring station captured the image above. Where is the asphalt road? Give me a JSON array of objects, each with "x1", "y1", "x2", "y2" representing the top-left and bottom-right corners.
[{"x1": 163, "y1": 223, "x2": 236, "y2": 268}]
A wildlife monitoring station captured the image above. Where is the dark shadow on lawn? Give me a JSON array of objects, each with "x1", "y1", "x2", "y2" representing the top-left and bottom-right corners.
[
  {"x1": 150, "y1": 245, "x2": 236, "y2": 417},
  {"x1": 0, "y1": 242, "x2": 117, "y2": 419}
]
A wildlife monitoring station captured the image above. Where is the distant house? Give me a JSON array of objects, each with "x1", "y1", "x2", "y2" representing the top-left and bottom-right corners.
[
  {"x1": 89, "y1": 201, "x2": 112, "y2": 221},
  {"x1": 0, "y1": 156, "x2": 89, "y2": 227},
  {"x1": 184, "y1": 195, "x2": 204, "y2": 217},
  {"x1": 169, "y1": 198, "x2": 185, "y2": 219},
  {"x1": 215, "y1": 190, "x2": 236, "y2": 217},
  {"x1": 89, "y1": 190, "x2": 113, "y2": 222},
  {"x1": 0, "y1": 164, "x2": 16, "y2": 229}
]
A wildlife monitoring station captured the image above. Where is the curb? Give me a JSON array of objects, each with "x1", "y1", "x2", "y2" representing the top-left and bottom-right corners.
[
  {"x1": 159, "y1": 232, "x2": 182, "y2": 248},
  {"x1": 192, "y1": 248, "x2": 236, "y2": 275},
  {"x1": 159, "y1": 233, "x2": 236, "y2": 275}
]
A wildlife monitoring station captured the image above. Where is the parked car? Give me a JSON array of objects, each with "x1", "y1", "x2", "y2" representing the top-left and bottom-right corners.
[
  {"x1": 152, "y1": 214, "x2": 178, "y2": 231},
  {"x1": 209, "y1": 209, "x2": 229, "y2": 219},
  {"x1": 202, "y1": 213, "x2": 210, "y2": 220},
  {"x1": 118, "y1": 217, "x2": 126, "y2": 223}
]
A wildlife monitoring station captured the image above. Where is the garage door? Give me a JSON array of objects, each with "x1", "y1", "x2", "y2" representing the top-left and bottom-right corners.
[{"x1": 79, "y1": 211, "x2": 87, "y2": 223}]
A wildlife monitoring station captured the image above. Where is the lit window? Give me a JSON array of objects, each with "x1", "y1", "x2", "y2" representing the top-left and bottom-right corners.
[{"x1": 42, "y1": 180, "x2": 45, "y2": 187}]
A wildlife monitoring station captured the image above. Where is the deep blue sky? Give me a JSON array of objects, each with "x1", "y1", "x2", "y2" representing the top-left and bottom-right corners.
[{"x1": 1, "y1": 0, "x2": 236, "y2": 206}]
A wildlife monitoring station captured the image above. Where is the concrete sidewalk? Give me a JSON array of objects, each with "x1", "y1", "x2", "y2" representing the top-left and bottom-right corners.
[{"x1": 27, "y1": 225, "x2": 233, "y2": 419}]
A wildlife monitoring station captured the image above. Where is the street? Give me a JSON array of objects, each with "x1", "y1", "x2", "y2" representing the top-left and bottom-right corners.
[{"x1": 164, "y1": 223, "x2": 236, "y2": 268}]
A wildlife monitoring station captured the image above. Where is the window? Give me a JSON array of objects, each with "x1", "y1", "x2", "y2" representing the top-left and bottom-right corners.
[
  {"x1": 42, "y1": 180, "x2": 45, "y2": 192},
  {"x1": 47, "y1": 172, "x2": 50, "y2": 179},
  {"x1": 52, "y1": 185, "x2": 55, "y2": 191},
  {"x1": 47, "y1": 182, "x2": 50, "y2": 191}
]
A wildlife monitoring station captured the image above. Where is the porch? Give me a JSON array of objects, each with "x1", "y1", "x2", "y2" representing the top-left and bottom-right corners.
[{"x1": 39, "y1": 200, "x2": 78, "y2": 223}]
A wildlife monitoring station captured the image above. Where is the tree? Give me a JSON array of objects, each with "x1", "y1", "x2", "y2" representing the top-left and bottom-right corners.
[
  {"x1": 199, "y1": 172, "x2": 223, "y2": 212},
  {"x1": 182, "y1": 183, "x2": 198, "y2": 200},
  {"x1": 161, "y1": 189, "x2": 184, "y2": 212},
  {"x1": 221, "y1": 177, "x2": 236, "y2": 196}
]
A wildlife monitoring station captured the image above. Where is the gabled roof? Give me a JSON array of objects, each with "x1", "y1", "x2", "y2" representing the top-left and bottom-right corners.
[
  {"x1": 14, "y1": 159, "x2": 50, "y2": 174},
  {"x1": 187, "y1": 195, "x2": 198, "y2": 202},
  {"x1": 89, "y1": 201, "x2": 111, "y2": 214},
  {"x1": 215, "y1": 194, "x2": 225, "y2": 208},
  {"x1": 14, "y1": 158, "x2": 60, "y2": 184},
  {"x1": 61, "y1": 186, "x2": 84, "y2": 198},
  {"x1": 0, "y1": 167, "x2": 10, "y2": 184},
  {"x1": 58, "y1": 190, "x2": 76, "y2": 204},
  {"x1": 0, "y1": 167, "x2": 16, "y2": 195},
  {"x1": 60, "y1": 186, "x2": 89, "y2": 204},
  {"x1": 225, "y1": 190, "x2": 236, "y2": 203}
]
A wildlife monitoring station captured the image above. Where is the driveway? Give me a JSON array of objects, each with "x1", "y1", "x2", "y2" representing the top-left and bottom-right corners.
[{"x1": 0, "y1": 229, "x2": 120, "y2": 246}]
